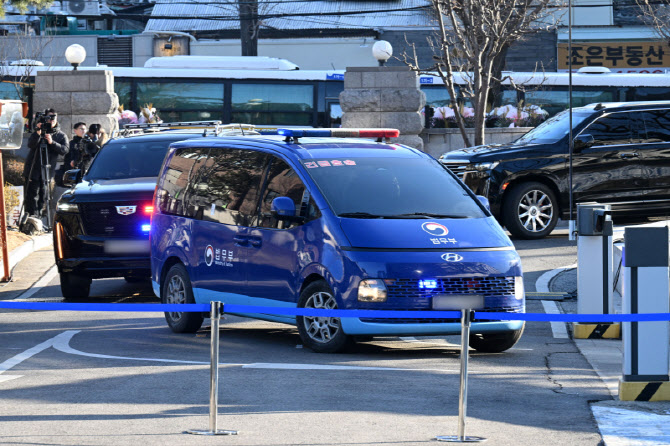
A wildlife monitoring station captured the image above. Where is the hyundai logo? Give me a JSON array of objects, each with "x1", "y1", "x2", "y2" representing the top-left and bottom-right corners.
[{"x1": 441, "y1": 253, "x2": 463, "y2": 262}]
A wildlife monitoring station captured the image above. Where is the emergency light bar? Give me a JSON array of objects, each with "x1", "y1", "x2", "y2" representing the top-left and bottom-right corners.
[{"x1": 277, "y1": 128, "x2": 400, "y2": 138}]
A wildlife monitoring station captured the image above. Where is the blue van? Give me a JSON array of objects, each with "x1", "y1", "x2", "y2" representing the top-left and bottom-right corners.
[{"x1": 150, "y1": 129, "x2": 525, "y2": 353}]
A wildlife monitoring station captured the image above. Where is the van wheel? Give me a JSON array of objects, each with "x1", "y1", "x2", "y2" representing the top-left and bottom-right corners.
[
  {"x1": 503, "y1": 182, "x2": 558, "y2": 239},
  {"x1": 60, "y1": 273, "x2": 91, "y2": 299},
  {"x1": 297, "y1": 281, "x2": 351, "y2": 353},
  {"x1": 469, "y1": 325, "x2": 524, "y2": 353},
  {"x1": 162, "y1": 263, "x2": 203, "y2": 333}
]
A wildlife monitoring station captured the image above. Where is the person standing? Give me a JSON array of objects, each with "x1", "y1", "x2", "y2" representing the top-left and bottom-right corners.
[{"x1": 23, "y1": 109, "x2": 69, "y2": 222}]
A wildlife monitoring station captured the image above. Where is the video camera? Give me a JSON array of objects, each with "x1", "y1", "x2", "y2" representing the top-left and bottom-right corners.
[{"x1": 33, "y1": 111, "x2": 56, "y2": 134}]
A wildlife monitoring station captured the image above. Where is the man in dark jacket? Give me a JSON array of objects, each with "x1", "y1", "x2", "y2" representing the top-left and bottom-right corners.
[{"x1": 23, "y1": 108, "x2": 69, "y2": 221}]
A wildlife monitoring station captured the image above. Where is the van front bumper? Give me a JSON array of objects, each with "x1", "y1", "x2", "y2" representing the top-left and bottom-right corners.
[{"x1": 341, "y1": 318, "x2": 524, "y2": 336}]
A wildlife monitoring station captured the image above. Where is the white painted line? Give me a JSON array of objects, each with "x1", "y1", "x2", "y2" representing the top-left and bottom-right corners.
[
  {"x1": 7, "y1": 264, "x2": 58, "y2": 302},
  {"x1": 0, "y1": 333, "x2": 61, "y2": 375},
  {"x1": 541, "y1": 300, "x2": 569, "y2": 339},
  {"x1": 0, "y1": 375, "x2": 23, "y2": 383},
  {"x1": 592, "y1": 405, "x2": 670, "y2": 446},
  {"x1": 535, "y1": 263, "x2": 577, "y2": 293}
]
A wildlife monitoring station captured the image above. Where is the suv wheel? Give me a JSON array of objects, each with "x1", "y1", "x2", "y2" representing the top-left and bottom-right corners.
[
  {"x1": 469, "y1": 325, "x2": 525, "y2": 353},
  {"x1": 60, "y1": 272, "x2": 91, "y2": 299},
  {"x1": 162, "y1": 263, "x2": 203, "y2": 333},
  {"x1": 503, "y1": 182, "x2": 558, "y2": 239},
  {"x1": 297, "y1": 281, "x2": 352, "y2": 353}
]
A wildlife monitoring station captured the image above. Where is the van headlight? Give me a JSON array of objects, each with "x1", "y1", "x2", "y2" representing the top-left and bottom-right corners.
[
  {"x1": 358, "y1": 279, "x2": 388, "y2": 302},
  {"x1": 57, "y1": 202, "x2": 79, "y2": 213},
  {"x1": 515, "y1": 276, "x2": 525, "y2": 301},
  {"x1": 469, "y1": 161, "x2": 499, "y2": 171}
]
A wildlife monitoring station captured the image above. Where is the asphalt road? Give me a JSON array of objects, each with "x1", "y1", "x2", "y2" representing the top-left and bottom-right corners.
[{"x1": 0, "y1": 225, "x2": 612, "y2": 446}]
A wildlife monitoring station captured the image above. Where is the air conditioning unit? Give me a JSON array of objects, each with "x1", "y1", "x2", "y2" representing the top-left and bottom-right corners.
[{"x1": 63, "y1": 0, "x2": 100, "y2": 16}]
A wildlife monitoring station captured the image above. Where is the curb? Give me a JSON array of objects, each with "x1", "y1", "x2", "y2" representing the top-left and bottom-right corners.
[
  {"x1": 535, "y1": 263, "x2": 576, "y2": 294},
  {"x1": 8, "y1": 233, "x2": 53, "y2": 272}
]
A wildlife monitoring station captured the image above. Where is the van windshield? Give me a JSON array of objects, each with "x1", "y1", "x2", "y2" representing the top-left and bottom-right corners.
[
  {"x1": 85, "y1": 140, "x2": 174, "y2": 180},
  {"x1": 302, "y1": 157, "x2": 486, "y2": 219},
  {"x1": 513, "y1": 110, "x2": 591, "y2": 145}
]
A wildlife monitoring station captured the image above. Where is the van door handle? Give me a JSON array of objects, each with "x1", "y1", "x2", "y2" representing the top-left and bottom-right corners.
[
  {"x1": 233, "y1": 236, "x2": 249, "y2": 246},
  {"x1": 249, "y1": 238, "x2": 262, "y2": 248},
  {"x1": 619, "y1": 152, "x2": 639, "y2": 159}
]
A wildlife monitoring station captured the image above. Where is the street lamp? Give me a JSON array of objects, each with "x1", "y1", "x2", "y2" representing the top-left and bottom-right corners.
[
  {"x1": 372, "y1": 40, "x2": 393, "y2": 66},
  {"x1": 65, "y1": 44, "x2": 86, "y2": 71}
]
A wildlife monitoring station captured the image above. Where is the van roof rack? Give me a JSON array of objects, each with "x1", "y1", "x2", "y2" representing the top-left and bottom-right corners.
[{"x1": 119, "y1": 121, "x2": 260, "y2": 137}]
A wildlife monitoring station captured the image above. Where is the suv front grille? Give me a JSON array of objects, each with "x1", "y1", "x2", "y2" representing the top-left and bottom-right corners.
[
  {"x1": 359, "y1": 276, "x2": 522, "y2": 324},
  {"x1": 80, "y1": 202, "x2": 146, "y2": 236},
  {"x1": 441, "y1": 162, "x2": 469, "y2": 179}
]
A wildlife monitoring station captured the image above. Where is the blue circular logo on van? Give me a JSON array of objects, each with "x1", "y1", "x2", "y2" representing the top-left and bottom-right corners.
[
  {"x1": 422, "y1": 222, "x2": 449, "y2": 237},
  {"x1": 205, "y1": 245, "x2": 214, "y2": 267}
]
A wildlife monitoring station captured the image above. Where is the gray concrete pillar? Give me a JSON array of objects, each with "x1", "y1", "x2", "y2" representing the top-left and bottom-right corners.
[
  {"x1": 33, "y1": 70, "x2": 119, "y2": 138},
  {"x1": 340, "y1": 66, "x2": 425, "y2": 150}
]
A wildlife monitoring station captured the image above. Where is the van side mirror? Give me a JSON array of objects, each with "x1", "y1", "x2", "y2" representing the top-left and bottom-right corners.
[
  {"x1": 271, "y1": 196, "x2": 297, "y2": 219},
  {"x1": 574, "y1": 134, "x2": 595, "y2": 151},
  {"x1": 476, "y1": 195, "x2": 490, "y2": 211},
  {"x1": 62, "y1": 169, "x2": 82, "y2": 187}
]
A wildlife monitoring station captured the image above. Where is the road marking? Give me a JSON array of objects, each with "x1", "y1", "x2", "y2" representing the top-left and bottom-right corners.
[
  {"x1": 0, "y1": 375, "x2": 22, "y2": 383},
  {"x1": 0, "y1": 332, "x2": 63, "y2": 381},
  {"x1": 7, "y1": 265, "x2": 58, "y2": 302},
  {"x1": 541, "y1": 300, "x2": 569, "y2": 339},
  {"x1": 592, "y1": 404, "x2": 670, "y2": 446}
]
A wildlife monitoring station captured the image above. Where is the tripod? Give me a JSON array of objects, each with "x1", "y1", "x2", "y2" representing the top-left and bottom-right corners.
[{"x1": 20, "y1": 136, "x2": 52, "y2": 232}]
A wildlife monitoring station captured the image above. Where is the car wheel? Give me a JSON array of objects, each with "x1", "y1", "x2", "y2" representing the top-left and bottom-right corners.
[
  {"x1": 60, "y1": 272, "x2": 91, "y2": 299},
  {"x1": 297, "y1": 281, "x2": 352, "y2": 353},
  {"x1": 162, "y1": 263, "x2": 203, "y2": 333},
  {"x1": 469, "y1": 324, "x2": 525, "y2": 353},
  {"x1": 503, "y1": 182, "x2": 558, "y2": 239}
]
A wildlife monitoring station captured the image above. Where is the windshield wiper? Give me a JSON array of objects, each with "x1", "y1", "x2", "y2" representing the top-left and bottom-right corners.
[
  {"x1": 395, "y1": 213, "x2": 472, "y2": 219},
  {"x1": 338, "y1": 212, "x2": 386, "y2": 219}
]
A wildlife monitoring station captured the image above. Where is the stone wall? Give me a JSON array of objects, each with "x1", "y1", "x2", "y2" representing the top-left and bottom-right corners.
[
  {"x1": 340, "y1": 66, "x2": 425, "y2": 149},
  {"x1": 420, "y1": 127, "x2": 532, "y2": 158},
  {"x1": 33, "y1": 70, "x2": 119, "y2": 138}
]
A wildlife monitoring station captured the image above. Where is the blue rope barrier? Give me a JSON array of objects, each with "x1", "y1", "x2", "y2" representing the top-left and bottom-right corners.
[{"x1": 1, "y1": 301, "x2": 670, "y2": 322}]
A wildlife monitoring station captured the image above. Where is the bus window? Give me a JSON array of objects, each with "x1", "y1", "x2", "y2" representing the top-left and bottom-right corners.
[
  {"x1": 115, "y1": 81, "x2": 131, "y2": 111},
  {"x1": 524, "y1": 88, "x2": 615, "y2": 116},
  {"x1": 627, "y1": 87, "x2": 670, "y2": 102},
  {"x1": 136, "y1": 81, "x2": 224, "y2": 122},
  {"x1": 422, "y1": 86, "x2": 451, "y2": 108},
  {"x1": 231, "y1": 83, "x2": 313, "y2": 125}
]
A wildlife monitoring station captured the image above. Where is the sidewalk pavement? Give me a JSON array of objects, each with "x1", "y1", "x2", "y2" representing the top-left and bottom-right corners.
[
  {"x1": 548, "y1": 267, "x2": 670, "y2": 446},
  {"x1": 0, "y1": 234, "x2": 54, "y2": 301}
]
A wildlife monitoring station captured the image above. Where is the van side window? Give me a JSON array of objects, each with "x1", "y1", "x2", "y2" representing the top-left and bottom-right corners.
[
  {"x1": 584, "y1": 112, "x2": 632, "y2": 146},
  {"x1": 156, "y1": 147, "x2": 210, "y2": 216},
  {"x1": 257, "y1": 157, "x2": 319, "y2": 229},
  {"x1": 189, "y1": 148, "x2": 268, "y2": 226}
]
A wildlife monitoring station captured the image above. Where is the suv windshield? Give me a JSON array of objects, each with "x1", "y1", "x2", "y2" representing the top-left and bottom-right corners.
[
  {"x1": 86, "y1": 139, "x2": 177, "y2": 180},
  {"x1": 513, "y1": 110, "x2": 591, "y2": 145},
  {"x1": 302, "y1": 156, "x2": 486, "y2": 218}
]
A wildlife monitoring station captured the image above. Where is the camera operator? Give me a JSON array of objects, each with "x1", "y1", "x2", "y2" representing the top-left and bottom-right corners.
[
  {"x1": 23, "y1": 109, "x2": 69, "y2": 221},
  {"x1": 65, "y1": 122, "x2": 99, "y2": 173}
]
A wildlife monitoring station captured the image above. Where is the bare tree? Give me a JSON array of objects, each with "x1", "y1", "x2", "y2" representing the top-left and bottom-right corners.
[
  {"x1": 0, "y1": 31, "x2": 55, "y2": 103},
  {"x1": 402, "y1": 0, "x2": 560, "y2": 147},
  {"x1": 635, "y1": 1, "x2": 670, "y2": 42}
]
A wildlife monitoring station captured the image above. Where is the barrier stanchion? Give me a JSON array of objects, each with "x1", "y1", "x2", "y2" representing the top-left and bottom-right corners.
[
  {"x1": 435, "y1": 298, "x2": 486, "y2": 443},
  {"x1": 186, "y1": 301, "x2": 238, "y2": 436}
]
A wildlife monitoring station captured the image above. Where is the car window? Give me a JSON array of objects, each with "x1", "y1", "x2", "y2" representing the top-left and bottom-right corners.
[
  {"x1": 513, "y1": 110, "x2": 591, "y2": 145},
  {"x1": 156, "y1": 147, "x2": 210, "y2": 216},
  {"x1": 302, "y1": 156, "x2": 486, "y2": 218},
  {"x1": 582, "y1": 112, "x2": 632, "y2": 146},
  {"x1": 638, "y1": 109, "x2": 670, "y2": 143},
  {"x1": 189, "y1": 148, "x2": 268, "y2": 226},
  {"x1": 256, "y1": 157, "x2": 320, "y2": 230}
]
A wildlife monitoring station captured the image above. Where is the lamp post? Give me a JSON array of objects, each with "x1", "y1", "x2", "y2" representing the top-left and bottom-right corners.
[
  {"x1": 372, "y1": 40, "x2": 393, "y2": 66},
  {"x1": 65, "y1": 44, "x2": 86, "y2": 71},
  {"x1": 568, "y1": 0, "x2": 576, "y2": 241}
]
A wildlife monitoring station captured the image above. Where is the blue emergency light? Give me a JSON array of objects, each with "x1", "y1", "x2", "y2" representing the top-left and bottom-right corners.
[
  {"x1": 418, "y1": 279, "x2": 438, "y2": 289},
  {"x1": 141, "y1": 224, "x2": 151, "y2": 232},
  {"x1": 277, "y1": 128, "x2": 400, "y2": 138}
]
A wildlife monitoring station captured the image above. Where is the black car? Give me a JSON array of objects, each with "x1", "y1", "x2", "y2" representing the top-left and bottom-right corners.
[
  {"x1": 53, "y1": 130, "x2": 218, "y2": 299},
  {"x1": 439, "y1": 101, "x2": 670, "y2": 239}
]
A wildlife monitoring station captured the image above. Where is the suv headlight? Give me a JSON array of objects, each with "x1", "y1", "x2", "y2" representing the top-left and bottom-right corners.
[
  {"x1": 57, "y1": 202, "x2": 79, "y2": 213},
  {"x1": 358, "y1": 279, "x2": 388, "y2": 302},
  {"x1": 469, "y1": 161, "x2": 499, "y2": 171}
]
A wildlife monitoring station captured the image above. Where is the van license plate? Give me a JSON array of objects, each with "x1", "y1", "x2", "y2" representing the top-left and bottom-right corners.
[{"x1": 432, "y1": 294, "x2": 485, "y2": 310}]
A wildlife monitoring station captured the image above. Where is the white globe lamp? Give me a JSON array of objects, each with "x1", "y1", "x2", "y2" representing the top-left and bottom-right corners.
[
  {"x1": 65, "y1": 44, "x2": 86, "y2": 71},
  {"x1": 372, "y1": 40, "x2": 393, "y2": 66}
]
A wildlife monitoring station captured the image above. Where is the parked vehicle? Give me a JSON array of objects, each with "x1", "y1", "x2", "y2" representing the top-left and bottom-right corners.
[
  {"x1": 439, "y1": 101, "x2": 670, "y2": 239},
  {"x1": 53, "y1": 122, "x2": 253, "y2": 299},
  {"x1": 151, "y1": 128, "x2": 526, "y2": 353}
]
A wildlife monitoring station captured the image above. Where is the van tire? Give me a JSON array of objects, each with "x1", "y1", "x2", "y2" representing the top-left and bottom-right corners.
[
  {"x1": 297, "y1": 281, "x2": 352, "y2": 353},
  {"x1": 162, "y1": 263, "x2": 203, "y2": 333},
  {"x1": 503, "y1": 182, "x2": 558, "y2": 239},
  {"x1": 469, "y1": 324, "x2": 524, "y2": 353},
  {"x1": 60, "y1": 272, "x2": 91, "y2": 300}
]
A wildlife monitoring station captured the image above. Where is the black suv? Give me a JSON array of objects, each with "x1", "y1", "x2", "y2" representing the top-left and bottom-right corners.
[
  {"x1": 53, "y1": 125, "x2": 245, "y2": 298},
  {"x1": 440, "y1": 101, "x2": 670, "y2": 239}
]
